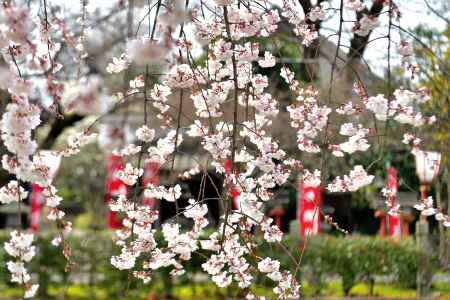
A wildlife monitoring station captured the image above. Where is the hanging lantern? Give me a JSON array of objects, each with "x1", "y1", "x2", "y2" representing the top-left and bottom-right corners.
[{"x1": 415, "y1": 150, "x2": 441, "y2": 185}]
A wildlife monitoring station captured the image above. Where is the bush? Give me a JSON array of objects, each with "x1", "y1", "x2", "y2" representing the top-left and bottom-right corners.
[
  {"x1": 0, "y1": 230, "x2": 439, "y2": 299},
  {"x1": 260, "y1": 234, "x2": 433, "y2": 296}
]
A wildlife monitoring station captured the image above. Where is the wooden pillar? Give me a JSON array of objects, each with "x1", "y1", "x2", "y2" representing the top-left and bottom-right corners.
[
  {"x1": 400, "y1": 212, "x2": 414, "y2": 238},
  {"x1": 375, "y1": 209, "x2": 386, "y2": 238}
]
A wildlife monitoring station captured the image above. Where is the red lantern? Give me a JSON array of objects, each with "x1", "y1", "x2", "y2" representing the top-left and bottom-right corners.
[
  {"x1": 225, "y1": 159, "x2": 239, "y2": 209},
  {"x1": 30, "y1": 151, "x2": 61, "y2": 232},
  {"x1": 298, "y1": 180, "x2": 321, "y2": 236},
  {"x1": 30, "y1": 184, "x2": 44, "y2": 232},
  {"x1": 105, "y1": 154, "x2": 128, "y2": 229},
  {"x1": 388, "y1": 167, "x2": 401, "y2": 237}
]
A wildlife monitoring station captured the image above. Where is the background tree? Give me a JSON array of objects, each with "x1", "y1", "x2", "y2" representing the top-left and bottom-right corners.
[{"x1": 413, "y1": 21, "x2": 450, "y2": 266}]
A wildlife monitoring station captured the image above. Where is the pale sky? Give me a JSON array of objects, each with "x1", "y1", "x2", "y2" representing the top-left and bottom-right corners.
[{"x1": 323, "y1": 0, "x2": 448, "y2": 74}]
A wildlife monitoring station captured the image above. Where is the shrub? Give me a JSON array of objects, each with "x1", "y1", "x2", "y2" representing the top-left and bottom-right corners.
[{"x1": 0, "y1": 229, "x2": 438, "y2": 299}]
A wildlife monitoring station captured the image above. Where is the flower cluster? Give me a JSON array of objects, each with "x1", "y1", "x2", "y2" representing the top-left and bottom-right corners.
[
  {"x1": 0, "y1": 3, "x2": 89, "y2": 297},
  {"x1": 60, "y1": 131, "x2": 98, "y2": 157},
  {"x1": 364, "y1": 89, "x2": 433, "y2": 126},
  {"x1": 354, "y1": 15, "x2": 379, "y2": 37},
  {"x1": 106, "y1": 54, "x2": 129, "y2": 73},
  {"x1": 1, "y1": 95, "x2": 40, "y2": 165},
  {"x1": 414, "y1": 196, "x2": 436, "y2": 216},
  {"x1": 382, "y1": 187, "x2": 400, "y2": 216},
  {"x1": 117, "y1": 163, "x2": 144, "y2": 186},
  {"x1": 109, "y1": 193, "x2": 209, "y2": 281},
  {"x1": 308, "y1": 5, "x2": 327, "y2": 22},
  {"x1": 327, "y1": 165, "x2": 374, "y2": 192},
  {"x1": 4, "y1": 231, "x2": 39, "y2": 298},
  {"x1": 0, "y1": 181, "x2": 28, "y2": 205},
  {"x1": 331, "y1": 123, "x2": 370, "y2": 156},
  {"x1": 200, "y1": 214, "x2": 297, "y2": 297},
  {"x1": 109, "y1": 195, "x2": 159, "y2": 272},
  {"x1": 281, "y1": 0, "x2": 318, "y2": 46},
  {"x1": 144, "y1": 183, "x2": 182, "y2": 202},
  {"x1": 0, "y1": 11, "x2": 43, "y2": 293},
  {"x1": 345, "y1": 0, "x2": 366, "y2": 11},
  {"x1": 284, "y1": 70, "x2": 331, "y2": 153},
  {"x1": 136, "y1": 125, "x2": 156, "y2": 143},
  {"x1": 411, "y1": 196, "x2": 450, "y2": 228}
]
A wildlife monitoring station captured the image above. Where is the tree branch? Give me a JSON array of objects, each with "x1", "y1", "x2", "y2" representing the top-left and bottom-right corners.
[
  {"x1": 40, "y1": 114, "x2": 85, "y2": 149},
  {"x1": 297, "y1": 0, "x2": 327, "y2": 81},
  {"x1": 348, "y1": 0, "x2": 384, "y2": 60}
]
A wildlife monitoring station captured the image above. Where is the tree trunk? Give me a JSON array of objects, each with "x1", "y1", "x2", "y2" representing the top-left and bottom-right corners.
[{"x1": 299, "y1": 40, "x2": 321, "y2": 82}]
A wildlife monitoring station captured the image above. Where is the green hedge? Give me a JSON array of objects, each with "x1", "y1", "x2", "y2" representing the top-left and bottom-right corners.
[
  {"x1": 286, "y1": 235, "x2": 428, "y2": 295},
  {"x1": 0, "y1": 230, "x2": 438, "y2": 299}
]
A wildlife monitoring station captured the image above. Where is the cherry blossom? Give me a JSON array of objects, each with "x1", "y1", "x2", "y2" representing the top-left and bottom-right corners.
[
  {"x1": 106, "y1": 54, "x2": 129, "y2": 73},
  {"x1": 435, "y1": 213, "x2": 450, "y2": 227},
  {"x1": 0, "y1": 181, "x2": 28, "y2": 204},
  {"x1": 354, "y1": 15, "x2": 379, "y2": 37},
  {"x1": 402, "y1": 133, "x2": 421, "y2": 146},
  {"x1": 308, "y1": 5, "x2": 326, "y2": 22},
  {"x1": 327, "y1": 165, "x2": 374, "y2": 192},
  {"x1": 61, "y1": 131, "x2": 98, "y2": 157},
  {"x1": 7, "y1": 261, "x2": 31, "y2": 284},
  {"x1": 117, "y1": 163, "x2": 144, "y2": 186},
  {"x1": 258, "y1": 257, "x2": 280, "y2": 273},
  {"x1": 336, "y1": 123, "x2": 370, "y2": 154},
  {"x1": 336, "y1": 101, "x2": 358, "y2": 115},
  {"x1": 24, "y1": 284, "x2": 39, "y2": 298},
  {"x1": 136, "y1": 125, "x2": 156, "y2": 142},
  {"x1": 129, "y1": 75, "x2": 145, "y2": 90},
  {"x1": 159, "y1": 0, "x2": 189, "y2": 26},
  {"x1": 150, "y1": 84, "x2": 172, "y2": 113},
  {"x1": 344, "y1": 0, "x2": 366, "y2": 11},
  {"x1": 302, "y1": 169, "x2": 321, "y2": 187},
  {"x1": 414, "y1": 196, "x2": 436, "y2": 216},
  {"x1": 365, "y1": 94, "x2": 388, "y2": 121},
  {"x1": 285, "y1": 79, "x2": 331, "y2": 153},
  {"x1": 166, "y1": 64, "x2": 197, "y2": 89},
  {"x1": 4, "y1": 230, "x2": 36, "y2": 262},
  {"x1": 398, "y1": 40, "x2": 413, "y2": 65},
  {"x1": 113, "y1": 144, "x2": 142, "y2": 157},
  {"x1": 382, "y1": 187, "x2": 400, "y2": 216}
]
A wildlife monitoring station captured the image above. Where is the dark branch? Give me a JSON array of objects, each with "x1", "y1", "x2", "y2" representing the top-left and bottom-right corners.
[
  {"x1": 297, "y1": 0, "x2": 327, "y2": 81},
  {"x1": 348, "y1": 0, "x2": 384, "y2": 60},
  {"x1": 40, "y1": 114, "x2": 85, "y2": 149}
]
